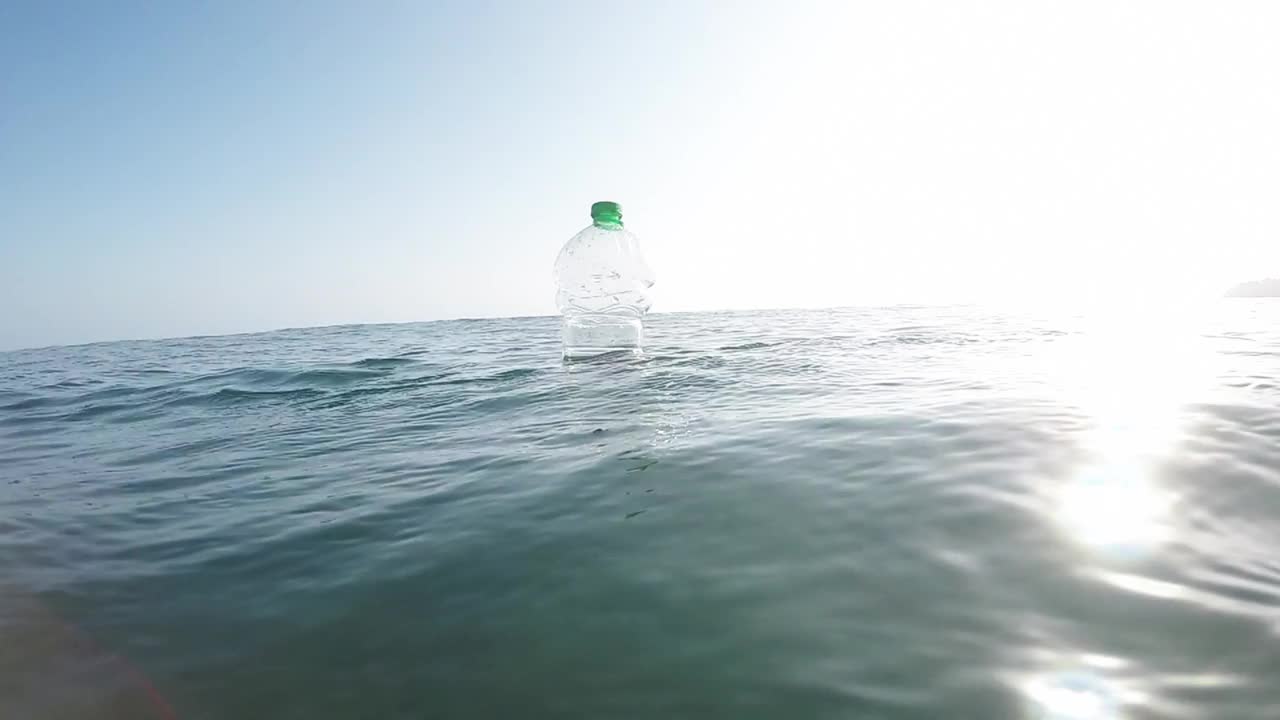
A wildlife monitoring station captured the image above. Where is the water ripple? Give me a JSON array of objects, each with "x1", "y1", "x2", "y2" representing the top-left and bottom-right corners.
[{"x1": 1, "y1": 305, "x2": 1279, "y2": 718}]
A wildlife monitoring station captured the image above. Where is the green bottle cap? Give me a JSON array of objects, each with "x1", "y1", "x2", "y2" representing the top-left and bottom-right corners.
[{"x1": 590, "y1": 201, "x2": 623, "y2": 228}]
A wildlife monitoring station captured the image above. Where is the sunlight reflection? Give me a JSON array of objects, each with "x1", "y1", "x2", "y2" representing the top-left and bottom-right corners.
[
  {"x1": 1023, "y1": 670, "x2": 1123, "y2": 720},
  {"x1": 1041, "y1": 305, "x2": 1217, "y2": 560},
  {"x1": 1056, "y1": 464, "x2": 1172, "y2": 558},
  {"x1": 1091, "y1": 568, "x2": 1189, "y2": 601},
  {"x1": 1018, "y1": 649, "x2": 1151, "y2": 720}
]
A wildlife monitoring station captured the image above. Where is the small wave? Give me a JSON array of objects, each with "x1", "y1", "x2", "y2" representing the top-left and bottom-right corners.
[
  {"x1": 437, "y1": 367, "x2": 541, "y2": 385},
  {"x1": 867, "y1": 332, "x2": 985, "y2": 346},
  {"x1": 287, "y1": 368, "x2": 386, "y2": 387},
  {"x1": 162, "y1": 387, "x2": 325, "y2": 408},
  {"x1": 351, "y1": 357, "x2": 417, "y2": 370},
  {"x1": 492, "y1": 367, "x2": 538, "y2": 381},
  {"x1": 178, "y1": 366, "x2": 388, "y2": 392},
  {"x1": 0, "y1": 423, "x2": 60, "y2": 439},
  {"x1": 42, "y1": 378, "x2": 104, "y2": 390},
  {"x1": 62, "y1": 402, "x2": 135, "y2": 422},
  {"x1": 307, "y1": 374, "x2": 457, "y2": 409},
  {"x1": 0, "y1": 396, "x2": 53, "y2": 411},
  {"x1": 125, "y1": 367, "x2": 178, "y2": 376},
  {"x1": 79, "y1": 385, "x2": 150, "y2": 403},
  {"x1": 109, "y1": 435, "x2": 242, "y2": 469}
]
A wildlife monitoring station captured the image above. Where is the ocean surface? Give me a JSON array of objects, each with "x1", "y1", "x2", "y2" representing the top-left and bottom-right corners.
[{"x1": 3, "y1": 304, "x2": 1280, "y2": 720}]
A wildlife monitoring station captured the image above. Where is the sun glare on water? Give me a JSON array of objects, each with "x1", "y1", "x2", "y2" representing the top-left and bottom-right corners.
[
  {"x1": 1039, "y1": 302, "x2": 1218, "y2": 560},
  {"x1": 1011, "y1": 301, "x2": 1222, "y2": 718}
]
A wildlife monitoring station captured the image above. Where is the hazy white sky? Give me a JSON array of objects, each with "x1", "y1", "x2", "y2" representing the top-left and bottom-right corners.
[{"x1": 2, "y1": 1, "x2": 1278, "y2": 350}]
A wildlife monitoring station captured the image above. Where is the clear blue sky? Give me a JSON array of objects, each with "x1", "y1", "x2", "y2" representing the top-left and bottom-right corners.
[{"x1": 3, "y1": 1, "x2": 1279, "y2": 350}]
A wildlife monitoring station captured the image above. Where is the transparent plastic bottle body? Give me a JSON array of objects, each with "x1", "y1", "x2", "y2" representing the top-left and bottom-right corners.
[{"x1": 553, "y1": 202, "x2": 655, "y2": 359}]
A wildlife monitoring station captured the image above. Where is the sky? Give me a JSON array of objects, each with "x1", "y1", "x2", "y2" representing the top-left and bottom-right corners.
[{"x1": 2, "y1": 1, "x2": 1278, "y2": 350}]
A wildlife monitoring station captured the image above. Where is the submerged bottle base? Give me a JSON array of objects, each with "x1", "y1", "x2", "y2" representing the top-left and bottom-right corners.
[{"x1": 561, "y1": 314, "x2": 645, "y2": 359}]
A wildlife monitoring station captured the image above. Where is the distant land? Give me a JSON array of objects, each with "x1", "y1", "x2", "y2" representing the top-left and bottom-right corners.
[{"x1": 1225, "y1": 278, "x2": 1280, "y2": 297}]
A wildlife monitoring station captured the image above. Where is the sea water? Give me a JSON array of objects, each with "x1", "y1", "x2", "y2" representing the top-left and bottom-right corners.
[{"x1": 2, "y1": 304, "x2": 1279, "y2": 719}]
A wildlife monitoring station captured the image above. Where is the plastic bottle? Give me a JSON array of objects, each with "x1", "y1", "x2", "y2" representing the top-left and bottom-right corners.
[{"x1": 553, "y1": 201, "x2": 655, "y2": 359}]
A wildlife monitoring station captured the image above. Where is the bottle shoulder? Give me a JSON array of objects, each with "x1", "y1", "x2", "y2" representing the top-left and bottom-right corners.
[{"x1": 555, "y1": 225, "x2": 645, "y2": 270}]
